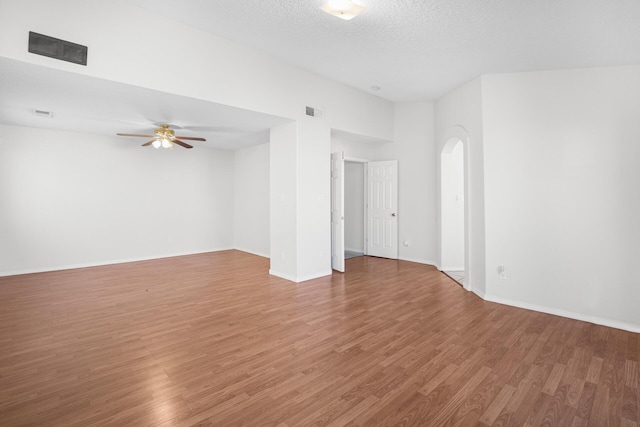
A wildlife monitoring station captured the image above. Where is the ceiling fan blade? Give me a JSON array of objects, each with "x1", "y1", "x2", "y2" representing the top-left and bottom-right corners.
[
  {"x1": 173, "y1": 138, "x2": 193, "y2": 149},
  {"x1": 141, "y1": 139, "x2": 156, "y2": 147},
  {"x1": 117, "y1": 133, "x2": 155, "y2": 138},
  {"x1": 175, "y1": 136, "x2": 206, "y2": 141}
]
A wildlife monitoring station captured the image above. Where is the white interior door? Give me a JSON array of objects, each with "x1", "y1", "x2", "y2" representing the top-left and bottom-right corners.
[
  {"x1": 367, "y1": 160, "x2": 398, "y2": 259},
  {"x1": 331, "y1": 152, "x2": 345, "y2": 272}
]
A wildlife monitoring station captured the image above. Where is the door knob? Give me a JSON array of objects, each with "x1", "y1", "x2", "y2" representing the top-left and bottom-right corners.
[{"x1": 391, "y1": 213, "x2": 397, "y2": 217}]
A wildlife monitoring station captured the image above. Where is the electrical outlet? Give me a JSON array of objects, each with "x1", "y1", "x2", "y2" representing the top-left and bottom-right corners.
[{"x1": 497, "y1": 266, "x2": 506, "y2": 280}]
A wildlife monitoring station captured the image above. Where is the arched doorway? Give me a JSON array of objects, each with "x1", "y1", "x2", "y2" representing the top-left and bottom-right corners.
[{"x1": 441, "y1": 137, "x2": 465, "y2": 286}]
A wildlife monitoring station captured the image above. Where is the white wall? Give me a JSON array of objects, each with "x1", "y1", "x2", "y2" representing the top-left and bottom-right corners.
[
  {"x1": 331, "y1": 101, "x2": 437, "y2": 265},
  {"x1": 344, "y1": 162, "x2": 364, "y2": 253},
  {"x1": 270, "y1": 119, "x2": 332, "y2": 282},
  {"x1": 296, "y1": 119, "x2": 332, "y2": 281},
  {"x1": 0, "y1": 124, "x2": 234, "y2": 276},
  {"x1": 482, "y1": 65, "x2": 640, "y2": 331},
  {"x1": 0, "y1": 0, "x2": 393, "y2": 141},
  {"x1": 269, "y1": 122, "x2": 298, "y2": 280},
  {"x1": 233, "y1": 143, "x2": 270, "y2": 257},
  {"x1": 378, "y1": 101, "x2": 437, "y2": 265},
  {"x1": 0, "y1": 0, "x2": 397, "y2": 283},
  {"x1": 435, "y1": 78, "x2": 486, "y2": 296}
]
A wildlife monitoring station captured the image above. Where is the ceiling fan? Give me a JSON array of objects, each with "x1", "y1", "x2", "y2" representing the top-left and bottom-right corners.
[{"x1": 117, "y1": 124, "x2": 206, "y2": 149}]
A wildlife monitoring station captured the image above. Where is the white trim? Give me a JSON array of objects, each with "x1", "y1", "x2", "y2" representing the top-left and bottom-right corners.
[
  {"x1": 484, "y1": 293, "x2": 640, "y2": 334},
  {"x1": 399, "y1": 256, "x2": 437, "y2": 267},
  {"x1": 268, "y1": 269, "x2": 333, "y2": 283},
  {"x1": 470, "y1": 286, "x2": 485, "y2": 298},
  {"x1": 296, "y1": 270, "x2": 333, "y2": 283},
  {"x1": 344, "y1": 247, "x2": 364, "y2": 254},
  {"x1": 234, "y1": 247, "x2": 270, "y2": 259},
  {"x1": 344, "y1": 156, "x2": 369, "y2": 163},
  {"x1": 440, "y1": 266, "x2": 464, "y2": 271},
  {"x1": 0, "y1": 247, "x2": 234, "y2": 278},
  {"x1": 268, "y1": 269, "x2": 298, "y2": 282}
]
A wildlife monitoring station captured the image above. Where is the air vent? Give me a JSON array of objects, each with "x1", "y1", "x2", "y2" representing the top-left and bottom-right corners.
[
  {"x1": 33, "y1": 109, "x2": 53, "y2": 118},
  {"x1": 305, "y1": 106, "x2": 323, "y2": 118},
  {"x1": 28, "y1": 31, "x2": 87, "y2": 66}
]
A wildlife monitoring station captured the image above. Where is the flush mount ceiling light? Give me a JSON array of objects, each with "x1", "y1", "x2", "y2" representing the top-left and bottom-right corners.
[{"x1": 320, "y1": 0, "x2": 366, "y2": 20}]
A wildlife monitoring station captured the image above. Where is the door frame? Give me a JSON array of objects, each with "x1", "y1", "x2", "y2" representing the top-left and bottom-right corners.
[
  {"x1": 331, "y1": 155, "x2": 399, "y2": 268},
  {"x1": 344, "y1": 156, "x2": 369, "y2": 257},
  {"x1": 331, "y1": 152, "x2": 345, "y2": 272}
]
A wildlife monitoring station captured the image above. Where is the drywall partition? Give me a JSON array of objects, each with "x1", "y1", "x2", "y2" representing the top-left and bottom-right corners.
[
  {"x1": 270, "y1": 119, "x2": 332, "y2": 282},
  {"x1": 269, "y1": 122, "x2": 298, "y2": 281},
  {"x1": 374, "y1": 102, "x2": 437, "y2": 265},
  {"x1": 331, "y1": 102, "x2": 437, "y2": 266},
  {"x1": 233, "y1": 143, "x2": 270, "y2": 258},
  {"x1": 0, "y1": 124, "x2": 234, "y2": 276},
  {"x1": 0, "y1": 0, "x2": 393, "y2": 141},
  {"x1": 296, "y1": 119, "x2": 332, "y2": 281},
  {"x1": 435, "y1": 78, "x2": 485, "y2": 295},
  {"x1": 481, "y1": 66, "x2": 640, "y2": 331}
]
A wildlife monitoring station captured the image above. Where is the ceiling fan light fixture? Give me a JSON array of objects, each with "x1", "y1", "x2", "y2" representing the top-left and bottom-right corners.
[
  {"x1": 117, "y1": 124, "x2": 203, "y2": 150},
  {"x1": 321, "y1": 0, "x2": 365, "y2": 20}
]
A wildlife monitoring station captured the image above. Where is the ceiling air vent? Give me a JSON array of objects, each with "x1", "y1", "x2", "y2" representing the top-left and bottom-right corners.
[
  {"x1": 28, "y1": 31, "x2": 87, "y2": 66},
  {"x1": 305, "y1": 106, "x2": 323, "y2": 118},
  {"x1": 33, "y1": 109, "x2": 53, "y2": 118}
]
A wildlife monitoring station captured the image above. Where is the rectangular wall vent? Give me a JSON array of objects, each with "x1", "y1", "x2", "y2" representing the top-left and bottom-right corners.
[
  {"x1": 305, "y1": 106, "x2": 323, "y2": 118},
  {"x1": 28, "y1": 31, "x2": 87, "y2": 66},
  {"x1": 34, "y1": 109, "x2": 53, "y2": 118}
]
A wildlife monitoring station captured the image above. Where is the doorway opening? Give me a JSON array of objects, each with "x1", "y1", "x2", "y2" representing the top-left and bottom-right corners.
[
  {"x1": 441, "y1": 138, "x2": 465, "y2": 286},
  {"x1": 331, "y1": 153, "x2": 399, "y2": 272},
  {"x1": 344, "y1": 161, "x2": 365, "y2": 259}
]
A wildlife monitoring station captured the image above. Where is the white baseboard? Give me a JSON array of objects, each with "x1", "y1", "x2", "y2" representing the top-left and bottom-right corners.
[
  {"x1": 344, "y1": 247, "x2": 365, "y2": 253},
  {"x1": 268, "y1": 269, "x2": 297, "y2": 282},
  {"x1": 483, "y1": 293, "x2": 640, "y2": 334},
  {"x1": 440, "y1": 266, "x2": 464, "y2": 271},
  {"x1": 234, "y1": 247, "x2": 270, "y2": 259},
  {"x1": 470, "y1": 286, "x2": 485, "y2": 298},
  {"x1": 296, "y1": 270, "x2": 333, "y2": 283},
  {"x1": 268, "y1": 269, "x2": 333, "y2": 283},
  {"x1": 398, "y1": 256, "x2": 437, "y2": 267},
  {"x1": 0, "y1": 247, "x2": 234, "y2": 278}
]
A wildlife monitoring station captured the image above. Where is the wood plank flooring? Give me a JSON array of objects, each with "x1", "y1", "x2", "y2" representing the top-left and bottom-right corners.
[{"x1": 0, "y1": 250, "x2": 638, "y2": 426}]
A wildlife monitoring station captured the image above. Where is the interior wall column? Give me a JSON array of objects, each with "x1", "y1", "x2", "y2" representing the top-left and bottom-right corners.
[{"x1": 269, "y1": 118, "x2": 331, "y2": 282}]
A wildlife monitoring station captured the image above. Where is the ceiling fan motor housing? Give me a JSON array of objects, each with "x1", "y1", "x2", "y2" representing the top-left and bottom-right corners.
[{"x1": 154, "y1": 125, "x2": 175, "y2": 140}]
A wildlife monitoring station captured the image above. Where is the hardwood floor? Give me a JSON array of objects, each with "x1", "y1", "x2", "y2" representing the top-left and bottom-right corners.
[{"x1": 0, "y1": 250, "x2": 637, "y2": 426}]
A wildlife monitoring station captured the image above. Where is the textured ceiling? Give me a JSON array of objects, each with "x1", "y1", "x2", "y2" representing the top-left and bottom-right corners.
[
  {"x1": 129, "y1": 0, "x2": 640, "y2": 101},
  {"x1": 3, "y1": 1, "x2": 639, "y2": 149}
]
